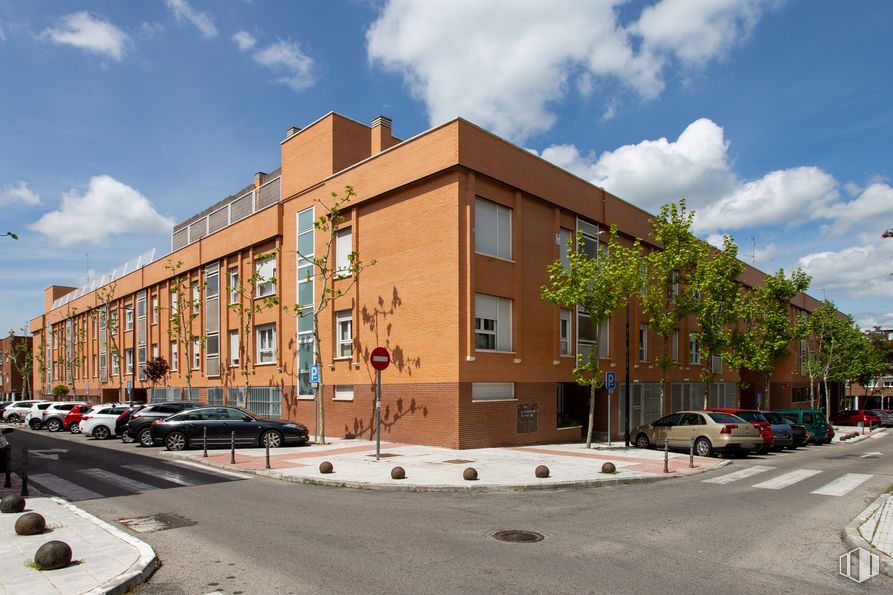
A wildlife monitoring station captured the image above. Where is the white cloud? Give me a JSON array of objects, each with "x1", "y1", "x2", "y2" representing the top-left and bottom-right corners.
[
  {"x1": 0, "y1": 181, "x2": 40, "y2": 206},
  {"x1": 0, "y1": 22, "x2": 6, "y2": 43},
  {"x1": 137, "y1": 22, "x2": 165, "y2": 40},
  {"x1": 232, "y1": 30, "x2": 257, "y2": 52},
  {"x1": 798, "y1": 241, "x2": 893, "y2": 299},
  {"x1": 165, "y1": 0, "x2": 217, "y2": 38},
  {"x1": 29, "y1": 175, "x2": 173, "y2": 246},
  {"x1": 820, "y1": 182, "x2": 893, "y2": 238},
  {"x1": 253, "y1": 40, "x2": 315, "y2": 93},
  {"x1": 366, "y1": 0, "x2": 777, "y2": 141},
  {"x1": 40, "y1": 12, "x2": 130, "y2": 61},
  {"x1": 854, "y1": 311, "x2": 893, "y2": 330}
]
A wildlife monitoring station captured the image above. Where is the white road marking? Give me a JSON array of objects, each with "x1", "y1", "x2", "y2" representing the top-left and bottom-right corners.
[
  {"x1": 811, "y1": 473, "x2": 873, "y2": 497},
  {"x1": 702, "y1": 465, "x2": 775, "y2": 485},
  {"x1": 869, "y1": 433, "x2": 887, "y2": 439},
  {"x1": 30, "y1": 473, "x2": 103, "y2": 501},
  {"x1": 79, "y1": 468, "x2": 159, "y2": 494},
  {"x1": 30, "y1": 449, "x2": 68, "y2": 460},
  {"x1": 169, "y1": 459, "x2": 253, "y2": 480},
  {"x1": 859, "y1": 452, "x2": 882, "y2": 458},
  {"x1": 122, "y1": 464, "x2": 197, "y2": 486},
  {"x1": 753, "y1": 469, "x2": 822, "y2": 490}
]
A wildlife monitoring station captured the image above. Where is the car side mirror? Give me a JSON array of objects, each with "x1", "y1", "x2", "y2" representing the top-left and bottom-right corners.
[{"x1": 242, "y1": 416, "x2": 252, "y2": 423}]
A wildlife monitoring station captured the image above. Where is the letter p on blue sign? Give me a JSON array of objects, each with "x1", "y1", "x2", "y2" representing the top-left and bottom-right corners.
[{"x1": 605, "y1": 372, "x2": 616, "y2": 392}]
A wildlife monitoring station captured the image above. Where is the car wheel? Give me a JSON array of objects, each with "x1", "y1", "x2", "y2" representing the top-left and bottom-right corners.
[
  {"x1": 29, "y1": 419, "x2": 42, "y2": 430},
  {"x1": 165, "y1": 432, "x2": 187, "y2": 451},
  {"x1": 46, "y1": 419, "x2": 62, "y2": 432},
  {"x1": 69, "y1": 423, "x2": 80, "y2": 434},
  {"x1": 139, "y1": 428, "x2": 154, "y2": 447},
  {"x1": 7, "y1": 413, "x2": 19, "y2": 423},
  {"x1": 92, "y1": 425, "x2": 111, "y2": 440},
  {"x1": 261, "y1": 430, "x2": 283, "y2": 448},
  {"x1": 635, "y1": 433, "x2": 650, "y2": 449},
  {"x1": 695, "y1": 437, "x2": 713, "y2": 457},
  {"x1": 121, "y1": 433, "x2": 136, "y2": 444}
]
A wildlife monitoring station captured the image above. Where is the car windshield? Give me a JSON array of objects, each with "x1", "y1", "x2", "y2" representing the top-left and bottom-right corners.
[
  {"x1": 707, "y1": 412, "x2": 744, "y2": 424},
  {"x1": 734, "y1": 411, "x2": 766, "y2": 423},
  {"x1": 761, "y1": 412, "x2": 787, "y2": 424}
]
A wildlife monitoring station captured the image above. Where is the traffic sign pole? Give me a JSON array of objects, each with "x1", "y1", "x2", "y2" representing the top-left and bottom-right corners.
[
  {"x1": 370, "y1": 347, "x2": 391, "y2": 461},
  {"x1": 605, "y1": 372, "x2": 616, "y2": 447}
]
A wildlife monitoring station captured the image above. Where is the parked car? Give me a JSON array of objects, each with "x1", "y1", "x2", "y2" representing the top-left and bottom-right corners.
[
  {"x1": 150, "y1": 406, "x2": 310, "y2": 451},
  {"x1": 42, "y1": 402, "x2": 89, "y2": 432},
  {"x1": 866, "y1": 410, "x2": 893, "y2": 427},
  {"x1": 125, "y1": 402, "x2": 203, "y2": 447},
  {"x1": 0, "y1": 402, "x2": 13, "y2": 415},
  {"x1": 63, "y1": 404, "x2": 101, "y2": 434},
  {"x1": 757, "y1": 410, "x2": 796, "y2": 450},
  {"x1": 831, "y1": 409, "x2": 883, "y2": 428},
  {"x1": 80, "y1": 405, "x2": 131, "y2": 439},
  {"x1": 25, "y1": 402, "x2": 56, "y2": 430},
  {"x1": 778, "y1": 409, "x2": 833, "y2": 444},
  {"x1": 631, "y1": 410, "x2": 762, "y2": 457},
  {"x1": 116, "y1": 405, "x2": 145, "y2": 442},
  {"x1": 707, "y1": 408, "x2": 774, "y2": 454},
  {"x1": 3, "y1": 400, "x2": 48, "y2": 423}
]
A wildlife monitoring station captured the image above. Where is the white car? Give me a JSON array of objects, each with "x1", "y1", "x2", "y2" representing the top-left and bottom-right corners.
[
  {"x1": 3, "y1": 400, "x2": 48, "y2": 423},
  {"x1": 26, "y1": 402, "x2": 60, "y2": 430},
  {"x1": 80, "y1": 405, "x2": 130, "y2": 440},
  {"x1": 42, "y1": 402, "x2": 89, "y2": 432}
]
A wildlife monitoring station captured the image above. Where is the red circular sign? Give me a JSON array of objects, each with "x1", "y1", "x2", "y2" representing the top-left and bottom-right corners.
[{"x1": 370, "y1": 347, "x2": 390, "y2": 371}]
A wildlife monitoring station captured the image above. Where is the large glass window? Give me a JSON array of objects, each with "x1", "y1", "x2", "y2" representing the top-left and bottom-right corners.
[
  {"x1": 255, "y1": 255, "x2": 277, "y2": 297},
  {"x1": 336, "y1": 310, "x2": 352, "y2": 358},
  {"x1": 256, "y1": 324, "x2": 276, "y2": 364},
  {"x1": 475, "y1": 197, "x2": 512, "y2": 260},
  {"x1": 296, "y1": 207, "x2": 315, "y2": 398},
  {"x1": 475, "y1": 294, "x2": 511, "y2": 351}
]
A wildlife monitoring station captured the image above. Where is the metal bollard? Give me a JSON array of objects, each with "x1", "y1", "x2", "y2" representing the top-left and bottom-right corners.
[
  {"x1": 861, "y1": 423, "x2": 865, "y2": 435},
  {"x1": 20, "y1": 448, "x2": 29, "y2": 497},
  {"x1": 663, "y1": 439, "x2": 669, "y2": 474},
  {"x1": 203, "y1": 426, "x2": 208, "y2": 458},
  {"x1": 3, "y1": 446, "x2": 10, "y2": 489},
  {"x1": 230, "y1": 431, "x2": 236, "y2": 464},
  {"x1": 265, "y1": 440, "x2": 271, "y2": 469},
  {"x1": 689, "y1": 437, "x2": 695, "y2": 468}
]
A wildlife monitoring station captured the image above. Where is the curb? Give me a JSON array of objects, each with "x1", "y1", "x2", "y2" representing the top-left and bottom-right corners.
[
  {"x1": 834, "y1": 427, "x2": 886, "y2": 445},
  {"x1": 160, "y1": 451, "x2": 732, "y2": 493},
  {"x1": 49, "y1": 497, "x2": 159, "y2": 595},
  {"x1": 842, "y1": 493, "x2": 893, "y2": 579}
]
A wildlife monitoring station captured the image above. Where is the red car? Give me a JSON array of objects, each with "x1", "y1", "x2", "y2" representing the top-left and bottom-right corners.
[
  {"x1": 63, "y1": 404, "x2": 97, "y2": 434},
  {"x1": 707, "y1": 408, "x2": 774, "y2": 454},
  {"x1": 831, "y1": 409, "x2": 883, "y2": 428}
]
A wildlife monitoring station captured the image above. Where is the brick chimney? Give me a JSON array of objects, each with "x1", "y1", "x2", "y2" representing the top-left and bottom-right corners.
[{"x1": 371, "y1": 115, "x2": 395, "y2": 155}]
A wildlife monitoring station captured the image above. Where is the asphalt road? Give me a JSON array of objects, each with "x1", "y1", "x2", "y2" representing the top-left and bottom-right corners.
[{"x1": 7, "y1": 426, "x2": 893, "y2": 594}]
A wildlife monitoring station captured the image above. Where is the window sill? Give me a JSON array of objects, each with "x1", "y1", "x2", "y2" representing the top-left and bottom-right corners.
[
  {"x1": 474, "y1": 251, "x2": 515, "y2": 264},
  {"x1": 472, "y1": 398, "x2": 517, "y2": 403},
  {"x1": 255, "y1": 293, "x2": 277, "y2": 300},
  {"x1": 333, "y1": 398, "x2": 354, "y2": 402},
  {"x1": 255, "y1": 362, "x2": 276, "y2": 367},
  {"x1": 333, "y1": 357, "x2": 352, "y2": 361},
  {"x1": 297, "y1": 395, "x2": 315, "y2": 401},
  {"x1": 475, "y1": 350, "x2": 516, "y2": 355}
]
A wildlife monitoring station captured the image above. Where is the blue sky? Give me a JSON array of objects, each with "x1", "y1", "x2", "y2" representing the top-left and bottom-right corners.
[{"x1": 1, "y1": 0, "x2": 891, "y2": 336}]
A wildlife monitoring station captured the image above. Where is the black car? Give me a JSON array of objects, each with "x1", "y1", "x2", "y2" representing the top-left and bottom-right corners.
[
  {"x1": 117, "y1": 405, "x2": 146, "y2": 442},
  {"x1": 125, "y1": 402, "x2": 203, "y2": 447},
  {"x1": 150, "y1": 406, "x2": 309, "y2": 451}
]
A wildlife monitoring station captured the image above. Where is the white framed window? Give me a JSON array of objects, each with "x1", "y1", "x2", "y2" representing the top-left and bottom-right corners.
[
  {"x1": 334, "y1": 385, "x2": 354, "y2": 401},
  {"x1": 151, "y1": 295, "x2": 158, "y2": 324},
  {"x1": 192, "y1": 283, "x2": 200, "y2": 314},
  {"x1": 578, "y1": 219, "x2": 600, "y2": 258},
  {"x1": 170, "y1": 290, "x2": 178, "y2": 318},
  {"x1": 472, "y1": 382, "x2": 515, "y2": 402},
  {"x1": 170, "y1": 341, "x2": 178, "y2": 371},
  {"x1": 672, "y1": 328, "x2": 680, "y2": 362},
  {"x1": 638, "y1": 324, "x2": 648, "y2": 362},
  {"x1": 256, "y1": 323, "x2": 276, "y2": 364},
  {"x1": 229, "y1": 267, "x2": 239, "y2": 304},
  {"x1": 152, "y1": 344, "x2": 159, "y2": 358},
  {"x1": 191, "y1": 338, "x2": 201, "y2": 370},
  {"x1": 110, "y1": 310, "x2": 119, "y2": 332},
  {"x1": 559, "y1": 308, "x2": 572, "y2": 356},
  {"x1": 92, "y1": 354, "x2": 97, "y2": 378},
  {"x1": 125, "y1": 348, "x2": 133, "y2": 374},
  {"x1": 577, "y1": 310, "x2": 609, "y2": 360},
  {"x1": 558, "y1": 227, "x2": 572, "y2": 269},
  {"x1": 711, "y1": 354, "x2": 722, "y2": 373},
  {"x1": 229, "y1": 330, "x2": 239, "y2": 367},
  {"x1": 475, "y1": 197, "x2": 512, "y2": 260},
  {"x1": 111, "y1": 353, "x2": 119, "y2": 377},
  {"x1": 255, "y1": 255, "x2": 277, "y2": 297},
  {"x1": 335, "y1": 227, "x2": 352, "y2": 277},
  {"x1": 336, "y1": 310, "x2": 352, "y2": 358},
  {"x1": 689, "y1": 334, "x2": 700, "y2": 365},
  {"x1": 475, "y1": 293, "x2": 511, "y2": 351},
  {"x1": 124, "y1": 305, "x2": 133, "y2": 331}
]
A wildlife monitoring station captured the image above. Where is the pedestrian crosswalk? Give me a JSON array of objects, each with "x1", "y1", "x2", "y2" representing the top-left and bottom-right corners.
[
  {"x1": 702, "y1": 466, "x2": 874, "y2": 497},
  {"x1": 27, "y1": 464, "x2": 240, "y2": 502}
]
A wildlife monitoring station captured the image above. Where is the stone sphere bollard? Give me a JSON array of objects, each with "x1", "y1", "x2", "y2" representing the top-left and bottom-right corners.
[
  {"x1": 15, "y1": 512, "x2": 46, "y2": 536},
  {"x1": 390, "y1": 466, "x2": 406, "y2": 480},
  {"x1": 601, "y1": 462, "x2": 617, "y2": 474},
  {"x1": 463, "y1": 467, "x2": 478, "y2": 481},
  {"x1": 535, "y1": 465, "x2": 550, "y2": 478},
  {"x1": 34, "y1": 541, "x2": 72, "y2": 570},
  {"x1": 0, "y1": 495, "x2": 26, "y2": 514},
  {"x1": 319, "y1": 461, "x2": 334, "y2": 474}
]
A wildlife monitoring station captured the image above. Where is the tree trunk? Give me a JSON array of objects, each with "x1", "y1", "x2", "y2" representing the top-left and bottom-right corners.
[
  {"x1": 314, "y1": 328, "x2": 325, "y2": 445},
  {"x1": 585, "y1": 383, "x2": 595, "y2": 448},
  {"x1": 764, "y1": 373, "x2": 770, "y2": 410}
]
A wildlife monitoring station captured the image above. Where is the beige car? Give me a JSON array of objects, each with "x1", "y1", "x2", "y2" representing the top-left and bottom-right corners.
[{"x1": 631, "y1": 410, "x2": 762, "y2": 457}]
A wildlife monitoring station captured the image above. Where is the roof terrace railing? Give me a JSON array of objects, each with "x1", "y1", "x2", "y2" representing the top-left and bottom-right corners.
[{"x1": 50, "y1": 248, "x2": 158, "y2": 310}]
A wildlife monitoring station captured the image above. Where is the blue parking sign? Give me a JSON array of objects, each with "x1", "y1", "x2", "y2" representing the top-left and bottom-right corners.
[
  {"x1": 309, "y1": 364, "x2": 320, "y2": 384},
  {"x1": 605, "y1": 371, "x2": 616, "y2": 392}
]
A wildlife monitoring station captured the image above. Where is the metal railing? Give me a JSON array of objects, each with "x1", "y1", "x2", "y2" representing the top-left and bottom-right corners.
[
  {"x1": 207, "y1": 387, "x2": 224, "y2": 406},
  {"x1": 51, "y1": 249, "x2": 158, "y2": 310},
  {"x1": 227, "y1": 386, "x2": 281, "y2": 419}
]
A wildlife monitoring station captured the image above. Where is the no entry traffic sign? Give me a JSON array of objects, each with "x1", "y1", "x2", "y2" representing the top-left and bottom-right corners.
[{"x1": 371, "y1": 347, "x2": 390, "y2": 371}]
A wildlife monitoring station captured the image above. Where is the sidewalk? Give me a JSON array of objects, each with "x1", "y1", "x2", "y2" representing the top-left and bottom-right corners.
[
  {"x1": 832, "y1": 425, "x2": 887, "y2": 445},
  {"x1": 0, "y1": 497, "x2": 156, "y2": 595},
  {"x1": 160, "y1": 438, "x2": 730, "y2": 491},
  {"x1": 845, "y1": 493, "x2": 893, "y2": 578}
]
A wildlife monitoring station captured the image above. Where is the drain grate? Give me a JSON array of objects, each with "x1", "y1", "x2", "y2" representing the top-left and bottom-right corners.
[
  {"x1": 443, "y1": 459, "x2": 473, "y2": 464},
  {"x1": 118, "y1": 513, "x2": 196, "y2": 533},
  {"x1": 491, "y1": 530, "x2": 544, "y2": 543}
]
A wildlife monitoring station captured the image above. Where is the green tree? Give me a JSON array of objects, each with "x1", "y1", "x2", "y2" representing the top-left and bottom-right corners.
[
  {"x1": 641, "y1": 199, "x2": 706, "y2": 414},
  {"x1": 541, "y1": 225, "x2": 643, "y2": 448},
  {"x1": 804, "y1": 300, "x2": 848, "y2": 409},
  {"x1": 89, "y1": 283, "x2": 126, "y2": 402},
  {"x1": 286, "y1": 186, "x2": 375, "y2": 445},
  {"x1": 4, "y1": 329, "x2": 33, "y2": 399},
  {"x1": 165, "y1": 260, "x2": 205, "y2": 403}
]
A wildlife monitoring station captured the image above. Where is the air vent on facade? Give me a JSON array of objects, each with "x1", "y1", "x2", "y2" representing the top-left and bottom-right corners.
[{"x1": 285, "y1": 126, "x2": 300, "y2": 139}]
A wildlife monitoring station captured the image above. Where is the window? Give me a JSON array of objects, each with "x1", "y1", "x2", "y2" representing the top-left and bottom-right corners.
[
  {"x1": 229, "y1": 330, "x2": 239, "y2": 367},
  {"x1": 578, "y1": 219, "x2": 600, "y2": 258},
  {"x1": 152, "y1": 344, "x2": 159, "y2": 358},
  {"x1": 125, "y1": 348, "x2": 133, "y2": 374},
  {"x1": 255, "y1": 255, "x2": 276, "y2": 297},
  {"x1": 256, "y1": 324, "x2": 276, "y2": 364},
  {"x1": 472, "y1": 382, "x2": 515, "y2": 402},
  {"x1": 558, "y1": 227, "x2": 572, "y2": 269},
  {"x1": 336, "y1": 310, "x2": 352, "y2": 358},
  {"x1": 297, "y1": 207, "x2": 315, "y2": 398},
  {"x1": 711, "y1": 354, "x2": 722, "y2": 373},
  {"x1": 111, "y1": 353, "x2": 119, "y2": 377},
  {"x1": 170, "y1": 290, "x2": 178, "y2": 317},
  {"x1": 151, "y1": 295, "x2": 158, "y2": 324},
  {"x1": 689, "y1": 334, "x2": 701, "y2": 365},
  {"x1": 170, "y1": 341, "x2": 178, "y2": 371},
  {"x1": 475, "y1": 197, "x2": 512, "y2": 260},
  {"x1": 229, "y1": 267, "x2": 239, "y2": 304},
  {"x1": 475, "y1": 294, "x2": 511, "y2": 351},
  {"x1": 578, "y1": 311, "x2": 609, "y2": 360},
  {"x1": 672, "y1": 328, "x2": 680, "y2": 362},
  {"x1": 335, "y1": 228, "x2": 352, "y2": 277},
  {"x1": 192, "y1": 283, "x2": 200, "y2": 314},
  {"x1": 124, "y1": 306, "x2": 133, "y2": 331},
  {"x1": 639, "y1": 324, "x2": 648, "y2": 362},
  {"x1": 191, "y1": 338, "x2": 201, "y2": 370},
  {"x1": 334, "y1": 385, "x2": 354, "y2": 401},
  {"x1": 110, "y1": 310, "x2": 119, "y2": 332},
  {"x1": 92, "y1": 354, "x2": 97, "y2": 378},
  {"x1": 559, "y1": 308, "x2": 572, "y2": 356}
]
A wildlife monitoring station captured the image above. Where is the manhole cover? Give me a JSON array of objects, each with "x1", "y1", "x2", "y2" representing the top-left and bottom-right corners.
[
  {"x1": 118, "y1": 513, "x2": 196, "y2": 533},
  {"x1": 444, "y1": 459, "x2": 473, "y2": 464},
  {"x1": 491, "y1": 530, "x2": 544, "y2": 543},
  {"x1": 366, "y1": 453, "x2": 400, "y2": 458}
]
